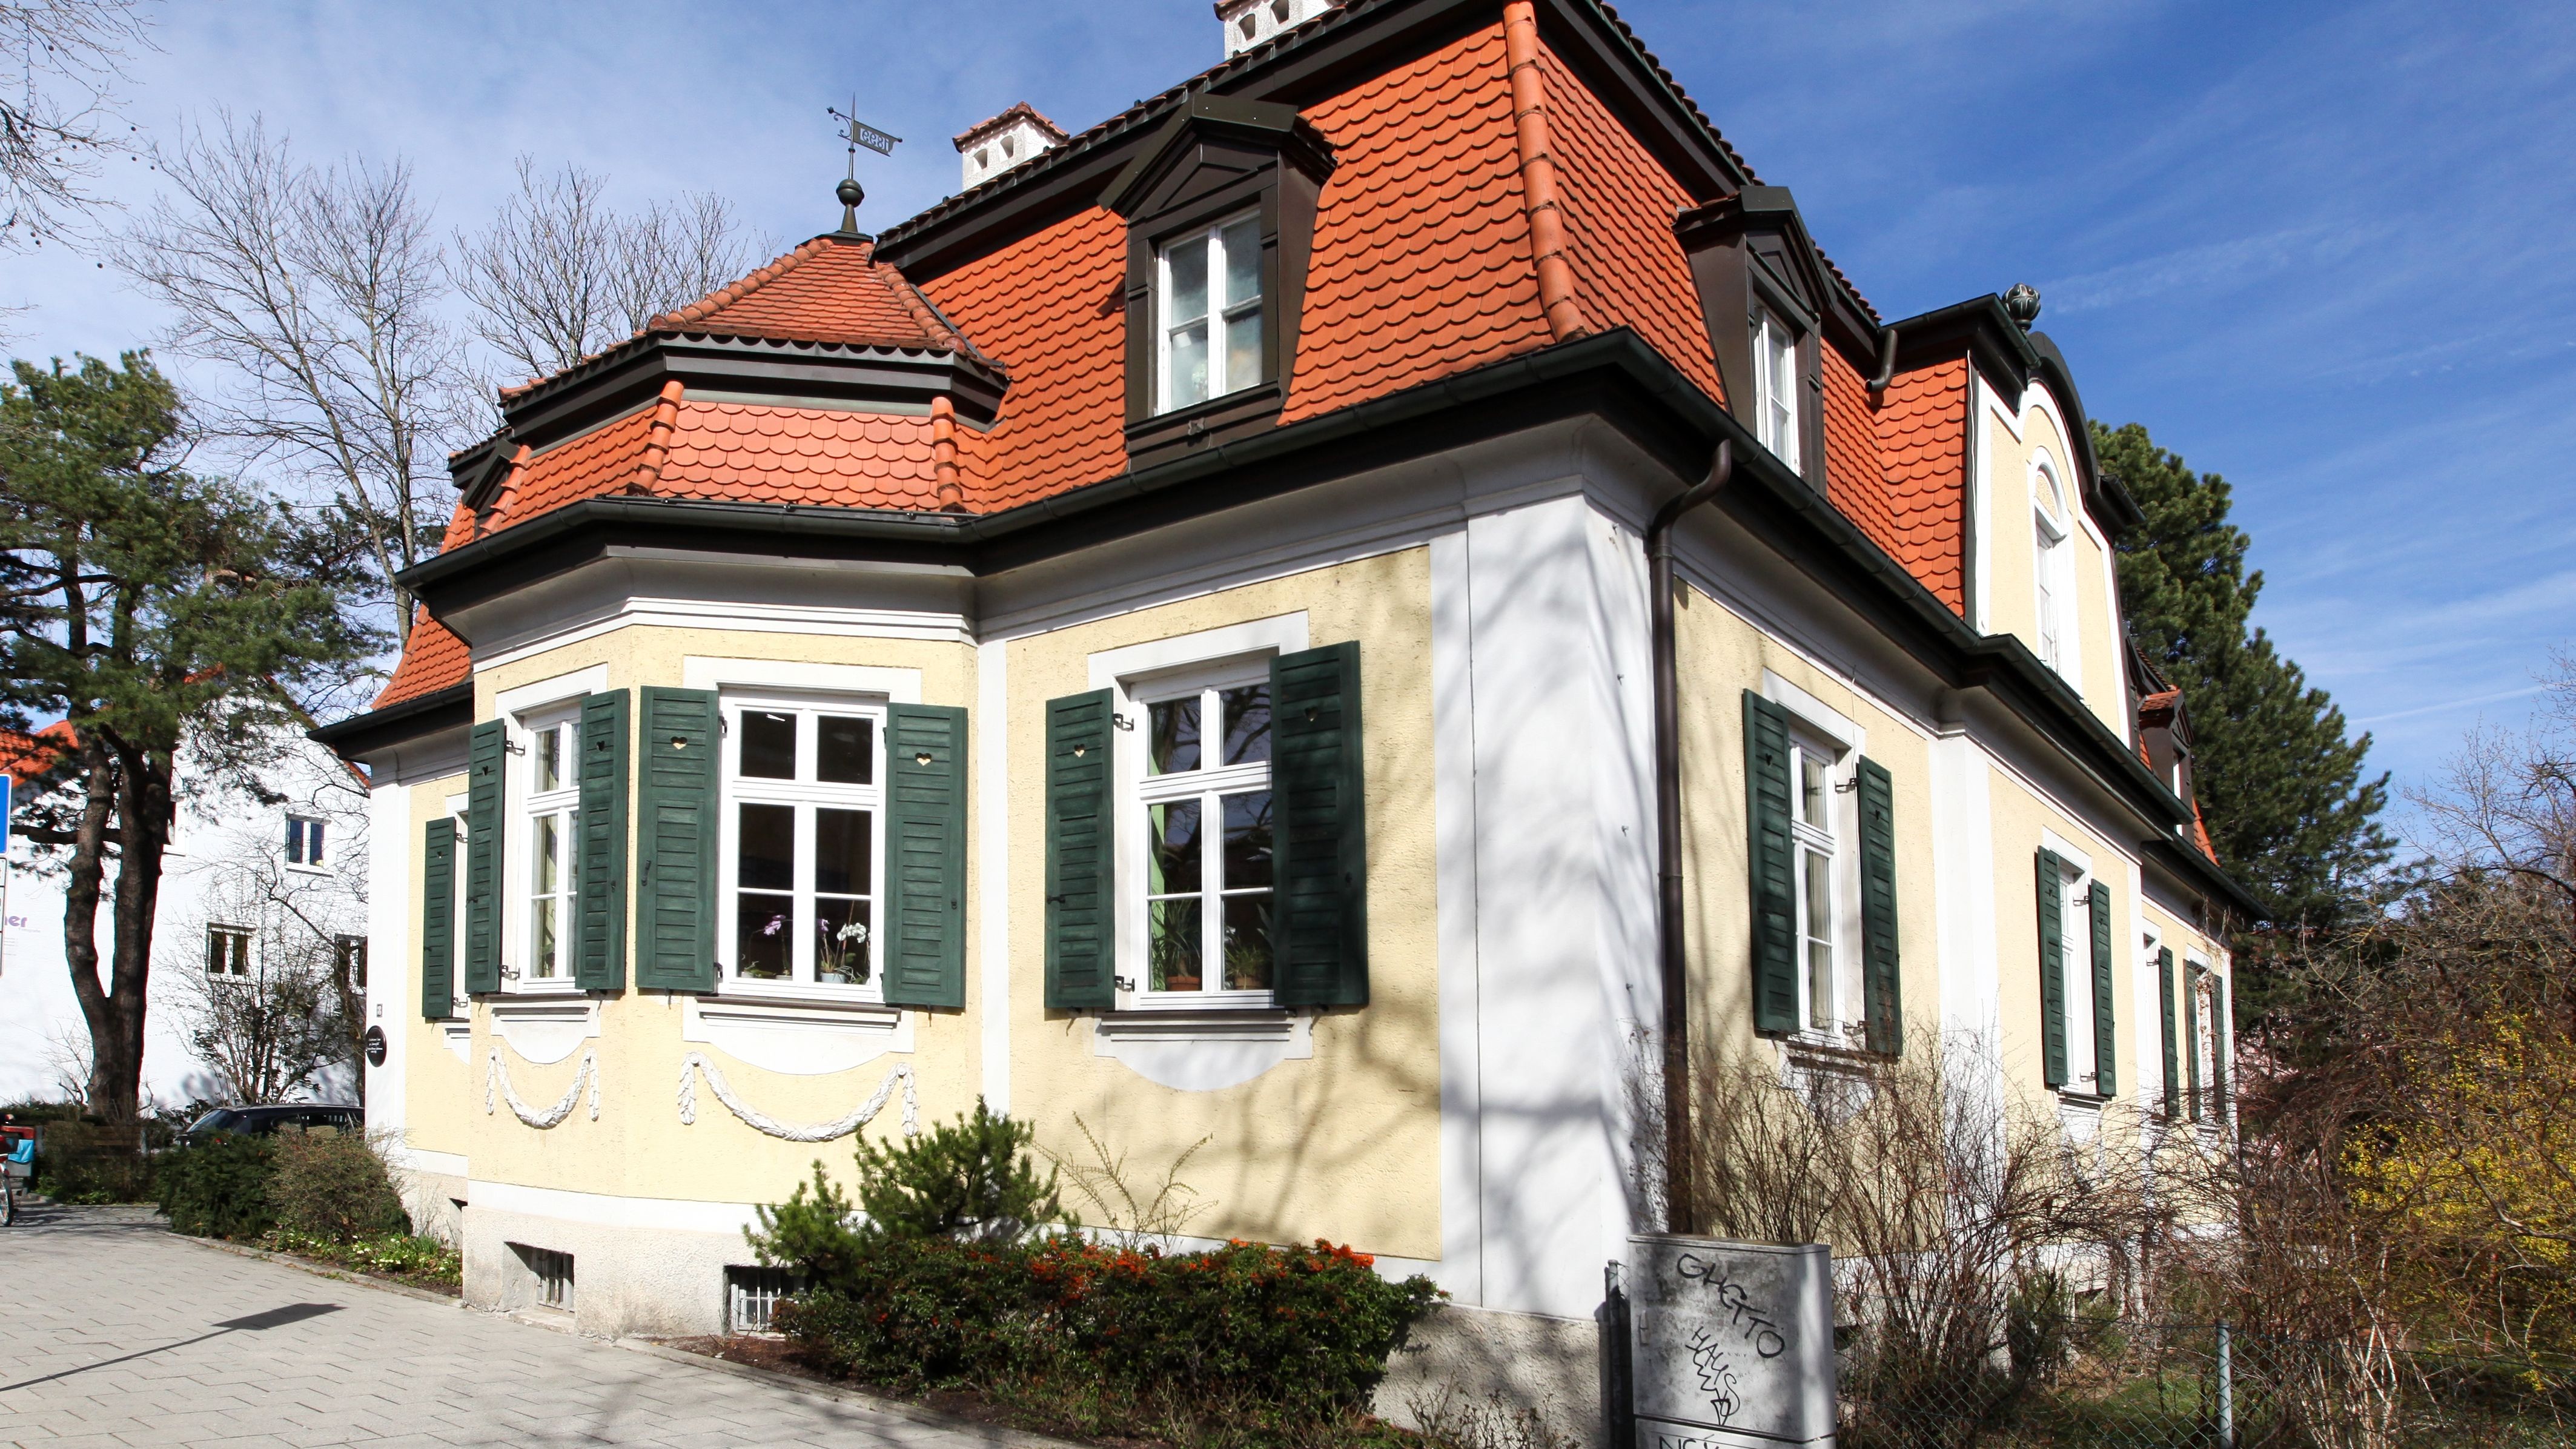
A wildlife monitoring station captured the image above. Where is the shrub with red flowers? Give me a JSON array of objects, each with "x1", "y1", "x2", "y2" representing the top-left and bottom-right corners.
[{"x1": 770, "y1": 1233, "x2": 1440, "y2": 1434}]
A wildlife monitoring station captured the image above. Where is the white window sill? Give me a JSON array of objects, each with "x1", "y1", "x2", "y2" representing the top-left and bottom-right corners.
[
  {"x1": 284, "y1": 864, "x2": 332, "y2": 878},
  {"x1": 684, "y1": 992, "x2": 910, "y2": 1075},
  {"x1": 1096, "y1": 1006, "x2": 1302, "y2": 1044},
  {"x1": 703, "y1": 987, "x2": 901, "y2": 1029},
  {"x1": 500, "y1": 978, "x2": 585, "y2": 996}
]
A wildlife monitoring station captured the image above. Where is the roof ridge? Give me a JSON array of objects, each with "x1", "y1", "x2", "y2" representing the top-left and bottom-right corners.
[{"x1": 649, "y1": 233, "x2": 845, "y2": 333}]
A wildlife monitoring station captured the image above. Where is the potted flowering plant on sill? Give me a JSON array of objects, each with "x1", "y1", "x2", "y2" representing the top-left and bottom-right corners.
[{"x1": 817, "y1": 918, "x2": 870, "y2": 985}]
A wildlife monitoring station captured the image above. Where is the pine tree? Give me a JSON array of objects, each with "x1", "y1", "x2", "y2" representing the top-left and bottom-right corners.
[
  {"x1": 2095, "y1": 421, "x2": 2395, "y2": 930},
  {"x1": 0, "y1": 352, "x2": 380, "y2": 1121}
]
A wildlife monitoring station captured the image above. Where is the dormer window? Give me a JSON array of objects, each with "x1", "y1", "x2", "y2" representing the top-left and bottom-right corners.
[
  {"x1": 1158, "y1": 214, "x2": 1265, "y2": 413},
  {"x1": 1105, "y1": 94, "x2": 1334, "y2": 468},
  {"x1": 1753, "y1": 307, "x2": 1802, "y2": 472}
]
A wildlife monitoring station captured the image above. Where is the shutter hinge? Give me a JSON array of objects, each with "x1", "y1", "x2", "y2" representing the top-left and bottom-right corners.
[
  {"x1": 1112, "y1": 712, "x2": 1136, "y2": 731},
  {"x1": 1114, "y1": 975, "x2": 1136, "y2": 992}
]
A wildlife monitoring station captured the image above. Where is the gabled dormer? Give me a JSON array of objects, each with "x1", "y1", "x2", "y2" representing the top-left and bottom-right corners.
[
  {"x1": 1675, "y1": 187, "x2": 1878, "y2": 494},
  {"x1": 1100, "y1": 93, "x2": 1336, "y2": 470}
]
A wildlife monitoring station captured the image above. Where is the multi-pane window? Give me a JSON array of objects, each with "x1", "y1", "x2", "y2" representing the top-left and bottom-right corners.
[
  {"x1": 520, "y1": 709, "x2": 580, "y2": 984},
  {"x1": 2191, "y1": 968, "x2": 2222, "y2": 1120},
  {"x1": 206, "y1": 925, "x2": 252, "y2": 978},
  {"x1": 1789, "y1": 739, "x2": 1839, "y2": 1033},
  {"x1": 2033, "y1": 466, "x2": 2071, "y2": 678},
  {"x1": 285, "y1": 814, "x2": 326, "y2": 868},
  {"x1": 335, "y1": 934, "x2": 368, "y2": 990},
  {"x1": 1157, "y1": 213, "x2": 1263, "y2": 413},
  {"x1": 1753, "y1": 307, "x2": 1801, "y2": 472},
  {"x1": 720, "y1": 698, "x2": 884, "y2": 990},
  {"x1": 2059, "y1": 864, "x2": 2101, "y2": 1093},
  {"x1": 1136, "y1": 674, "x2": 1274, "y2": 996}
]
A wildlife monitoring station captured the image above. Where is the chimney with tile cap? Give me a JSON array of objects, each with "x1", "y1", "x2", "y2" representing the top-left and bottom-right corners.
[
  {"x1": 953, "y1": 104, "x2": 1070, "y2": 193},
  {"x1": 1216, "y1": 0, "x2": 1336, "y2": 57}
]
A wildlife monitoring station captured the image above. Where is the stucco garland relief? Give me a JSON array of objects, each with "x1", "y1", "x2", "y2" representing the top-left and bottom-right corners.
[
  {"x1": 485, "y1": 1047, "x2": 601, "y2": 1129},
  {"x1": 675, "y1": 1052, "x2": 921, "y2": 1142}
]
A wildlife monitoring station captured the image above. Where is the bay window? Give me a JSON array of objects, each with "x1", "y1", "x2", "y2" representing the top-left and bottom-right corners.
[{"x1": 718, "y1": 696, "x2": 886, "y2": 993}]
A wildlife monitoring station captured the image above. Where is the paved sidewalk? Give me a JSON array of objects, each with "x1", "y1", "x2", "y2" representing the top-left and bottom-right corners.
[{"x1": 0, "y1": 1202, "x2": 1025, "y2": 1448}]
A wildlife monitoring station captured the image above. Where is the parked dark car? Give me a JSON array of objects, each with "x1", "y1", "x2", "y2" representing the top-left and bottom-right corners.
[{"x1": 182, "y1": 1105, "x2": 363, "y2": 1144}]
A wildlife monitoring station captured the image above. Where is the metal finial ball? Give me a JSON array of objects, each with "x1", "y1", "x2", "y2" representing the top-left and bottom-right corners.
[
  {"x1": 2004, "y1": 282, "x2": 2042, "y2": 331},
  {"x1": 836, "y1": 177, "x2": 864, "y2": 207}
]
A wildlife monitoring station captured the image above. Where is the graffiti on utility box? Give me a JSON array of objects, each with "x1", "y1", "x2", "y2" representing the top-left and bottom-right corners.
[{"x1": 1627, "y1": 1235, "x2": 1836, "y2": 1447}]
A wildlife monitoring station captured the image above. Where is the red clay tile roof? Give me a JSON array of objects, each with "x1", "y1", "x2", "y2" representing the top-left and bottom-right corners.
[
  {"x1": 929, "y1": 207, "x2": 1132, "y2": 511},
  {"x1": 1285, "y1": 24, "x2": 1552, "y2": 421},
  {"x1": 0, "y1": 721, "x2": 74, "y2": 784},
  {"x1": 659, "y1": 403, "x2": 942, "y2": 509},
  {"x1": 1535, "y1": 42, "x2": 1724, "y2": 403},
  {"x1": 376, "y1": 612, "x2": 469, "y2": 708},
  {"x1": 1869, "y1": 358, "x2": 1971, "y2": 615},
  {"x1": 647, "y1": 234, "x2": 970, "y2": 354}
]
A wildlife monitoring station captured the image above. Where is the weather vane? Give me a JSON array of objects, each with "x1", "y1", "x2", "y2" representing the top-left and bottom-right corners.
[{"x1": 827, "y1": 96, "x2": 902, "y2": 234}]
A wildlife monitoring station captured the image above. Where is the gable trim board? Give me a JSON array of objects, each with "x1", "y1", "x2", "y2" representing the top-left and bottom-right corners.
[{"x1": 388, "y1": 330, "x2": 2221, "y2": 893}]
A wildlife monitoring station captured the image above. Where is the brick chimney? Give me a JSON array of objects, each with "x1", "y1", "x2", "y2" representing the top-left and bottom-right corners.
[
  {"x1": 953, "y1": 104, "x2": 1070, "y2": 192},
  {"x1": 1216, "y1": 0, "x2": 1336, "y2": 57}
]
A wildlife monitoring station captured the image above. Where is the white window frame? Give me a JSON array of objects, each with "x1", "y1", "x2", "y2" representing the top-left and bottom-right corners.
[
  {"x1": 511, "y1": 702, "x2": 583, "y2": 992},
  {"x1": 2031, "y1": 457, "x2": 2076, "y2": 682},
  {"x1": 2188, "y1": 961, "x2": 2223, "y2": 1127},
  {"x1": 1156, "y1": 210, "x2": 1264, "y2": 415},
  {"x1": 2042, "y1": 836, "x2": 2103, "y2": 1098},
  {"x1": 1753, "y1": 306, "x2": 1803, "y2": 474},
  {"x1": 2140, "y1": 921, "x2": 2165, "y2": 1113},
  {"x1": 284, "y1": 814, "x2": 328, "y2": 872},
  {"x1": 714, "y1": 689, "x2": 891, "y2": 1003},
  {"x1": 1122, "y1": 656, "x2": 1278, "y2": 1010},
  {"x1": 206, "y1": 923, "x2": 253, "y2": 979},
  {"x1": 1763, "y1": 674, "x2": 1865, "y2": 1049},
  {"x1": 1094, "y1": 614, "x2": 1309, "y2": 1015}
]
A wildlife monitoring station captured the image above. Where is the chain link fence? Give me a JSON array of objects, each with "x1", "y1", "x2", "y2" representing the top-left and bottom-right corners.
[{"x1": 1832, "y1": 1295, "x2": 2572, "y2": 1448}]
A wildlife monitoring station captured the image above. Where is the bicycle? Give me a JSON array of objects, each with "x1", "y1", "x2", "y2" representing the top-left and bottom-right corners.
[{"x1": 1, "y1": 1126, "x2": 35, "y2": 1227}]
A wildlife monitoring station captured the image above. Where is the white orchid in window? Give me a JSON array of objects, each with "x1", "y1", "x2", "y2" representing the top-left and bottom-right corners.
[{"x1": 816, "y1": 915, "x2": 871, "y2": 985}]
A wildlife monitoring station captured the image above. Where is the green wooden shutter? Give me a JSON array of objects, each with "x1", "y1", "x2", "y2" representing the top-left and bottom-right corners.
[
  {"x1": 575, "y1": 690, "x2": 631, "y2": 992},
  {"x1": 1855, "y1": 756, "x2": 1901, "y2": 1055},
  {"x1": 2210, "y1": 975, "x2": 2231, "y2": 1117},
  {"x1": 1744, "y1": 692, "x2": 1798, "y2": 1034},
  {"x1": 883, "y1": 703, "x2": 968, "y2": 1009},
  {"x1": 1044, "y1": 690, "x2": 1117, "y2": 1010},
  {"x1": 421, "y1": 816, "x2": 456, "y2": 1019},
  {"x1": 1273, "y1": 642, "x2": 1368, "y2": 1008},
  {"x1": 636, "y1": 687, "x2": 720, "y2": 992},
  {"x1": 2089, "y1": 879, "x2": 2116, "y2": 1096},
  {"x1": 2181, "y1": 962, "x2": 2202, "y2": 1120},
  {"x1": 2157, "y1": 946, "x2": 2179, "y2": 1116},
  {"x1": 464, "y1": 720, "x2": 505, "y2": 995},
  {"x1": 2036, "y1": 848, "x2": 2067, "y2": 1087}
]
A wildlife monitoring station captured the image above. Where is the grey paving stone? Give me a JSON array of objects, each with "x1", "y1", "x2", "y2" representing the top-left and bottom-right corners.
[{"x1": 0, "y1": 1205, "x2": 1067, "y2": 1449}]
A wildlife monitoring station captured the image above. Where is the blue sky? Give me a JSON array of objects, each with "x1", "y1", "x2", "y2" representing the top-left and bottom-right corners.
[{"x1": 9, "y1": 0, "x2": 2570, "y2": 838}]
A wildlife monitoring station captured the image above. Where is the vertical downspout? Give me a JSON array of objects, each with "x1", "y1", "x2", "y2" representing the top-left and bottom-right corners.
[
  {"x1": 1645, "y1": 440, "x2": 1732, "y2": 1236},
  {"x1": 1503, "y1": 0, "x2": 1588, "y2": 341}
]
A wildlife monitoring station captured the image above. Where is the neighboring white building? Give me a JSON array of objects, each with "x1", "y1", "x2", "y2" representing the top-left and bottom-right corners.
[{"x1": 0, "y1": 724, "x2": 371, "y2": 1109}]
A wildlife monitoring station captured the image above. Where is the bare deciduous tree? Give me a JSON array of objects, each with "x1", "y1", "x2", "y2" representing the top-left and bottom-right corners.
[
  {"x1": 454, "y1": 156, "x2": 764, "y2": 385},
  {"x1": 158, "y1": 831, "x2": 364, "y2": 1105},
  {"x1": 0, "y1": 0, "x2": 149, "y2": 246},
  {"x1": 114, "y1": 114, "x2": 471, "y2": 648}
]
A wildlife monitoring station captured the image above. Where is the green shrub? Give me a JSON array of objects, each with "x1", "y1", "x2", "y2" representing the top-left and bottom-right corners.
[
  {"x1": 847, "y1": 1099, "x2": 1066, "y2": 1243},
  {"x1": 769, "y1": 1233, "x2": 1442, "y2": 1433},
  {"x1": 267, "y1": 1131, "x2": 408, "y2": 1242},
  {"x1": 156, "y1": 1135, "x2": 277, "y2": 1238},
  {"x1": 267, "y1": 1226, "x2": 460, "y2": 1288}
]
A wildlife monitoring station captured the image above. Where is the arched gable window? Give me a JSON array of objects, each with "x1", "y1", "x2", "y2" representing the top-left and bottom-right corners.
[{"x1": 2031, "y1": 457, "x2": 2074, "y2": 681}]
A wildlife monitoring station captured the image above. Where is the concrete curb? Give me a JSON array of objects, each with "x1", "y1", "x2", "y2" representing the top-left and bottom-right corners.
[
  {"x1": 165, "y1": 1228, "x2": 468, "y2": 1309},
  {"x1": 613, "y1": 1338, "x2": 1086, "y2": 1449}
]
